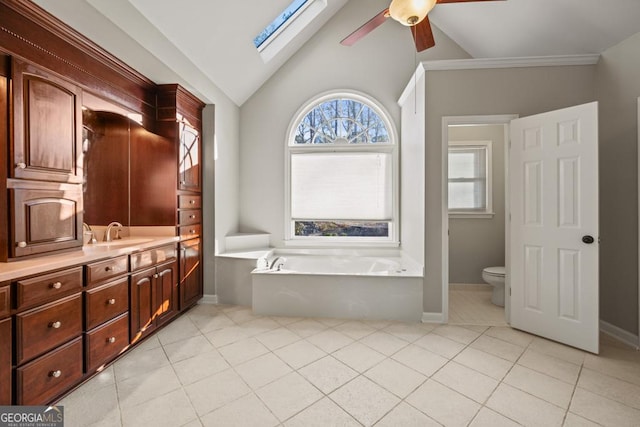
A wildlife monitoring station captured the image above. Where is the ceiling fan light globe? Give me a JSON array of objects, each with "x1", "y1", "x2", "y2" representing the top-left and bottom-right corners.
[{"x1": 389, "y1": 0, "x2": 437, "y2": 26}]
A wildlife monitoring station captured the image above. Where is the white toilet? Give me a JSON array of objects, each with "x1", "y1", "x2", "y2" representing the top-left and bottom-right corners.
[{"x1": 482, "y1": 266, "x2": 506, "y2": 307}]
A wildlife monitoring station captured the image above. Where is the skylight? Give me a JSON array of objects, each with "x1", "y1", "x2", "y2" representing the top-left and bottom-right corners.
[
  {"x1": 253, "y1": 0, "x2": 327, "y2": 63},
  {"x1": 254, "y1": 0, "x2": 309, "y2": 49}
]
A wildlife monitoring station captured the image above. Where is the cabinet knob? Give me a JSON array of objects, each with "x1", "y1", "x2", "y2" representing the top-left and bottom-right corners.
[
  {"x1": 105, "y1": 266, "x2": 113, "y2": 272},
  {"x1": 50, "y1": 321, "x2": 62, "y2": 329},
  {"x1": 49, "y1": 370, "x2": 62, "y2": 378},
  {"x1": 190, "y1": 229, "x2": 196, "y2": 234},
  {"x1": 153, "y1": 273, "x2": 159, "y2": 279},
  {"x1": 107, "y1": 298, "x2": 116, "y2": 305},
  {"x1": 17, "y1": 241, "x2": 27, "y2": 248},
  {"x1": 50, "y1": 282, "x2": 62, "y2": 290},
  {"x1": 189, "y1": 200, "x2": 196, "y2": 205},
  {"x1": 16, "y1": 162, "x2": 26, "y2": 169},
  {"x1": 180, "y1": 180, "x2": 186, "y2": 185},
  {"x1": 189, "y1": 215, "x2": 196, "y2": 219},
  {"x1": 107, "y1": 337, "x2": 116, "y2": 344}
]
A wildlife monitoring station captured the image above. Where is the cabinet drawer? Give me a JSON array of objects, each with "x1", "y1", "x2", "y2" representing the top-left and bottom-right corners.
[
  {"x1": 86, "y1": 255, "x2": 128, "y2": 286},
  {"x1": 178, "y1": 194, "x2": 201, "y2": 209},
  {"x1": 85, "y1": 277, "x2": 129, "y2": 330},
  {"x1": 0, "y1": 285, "x2": 9, "y2": 318},
  {"x1": 85, "y1": 313, "x2": 129, "y2": 372},
  {"x1": 16, "y1": 293, "x2": 82, "y2": 364},
  {"x1": 178, "y1": 209, "x2": 201, "y2": 225},
  {"x1": 130, "y1": 244, "x2": 176, "y2": 272},
  {"x1": 16, "y1": 266, "x2": 83, "y2": 310},
  {"x1": 178, "y1": 224, "x2": 201, "y2": 240},
  {"x1": 16, "y1": 337, "x2": 83, "y2": 405}
]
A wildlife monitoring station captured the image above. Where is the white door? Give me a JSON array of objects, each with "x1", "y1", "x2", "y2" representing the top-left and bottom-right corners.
[{"x1": 510, "y1": 102, "x2": 599, "y2": 354}]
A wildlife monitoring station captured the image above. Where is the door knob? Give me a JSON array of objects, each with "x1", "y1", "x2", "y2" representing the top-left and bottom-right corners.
[{"x1": 582, "y1": 235, "x2": 595, "y2": 244}]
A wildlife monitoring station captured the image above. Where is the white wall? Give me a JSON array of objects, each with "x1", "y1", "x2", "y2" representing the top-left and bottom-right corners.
[
  {"x1": 239, "y1": 0, "x2": 470, "y2": 246},
  {"x1": 595, "y1": 32, "x2": 640, "y2": 335},
  {"x1": 448, "y1": 124, "x2": 506, "y2": 284},
  {"x1": 422, "y1": 65, "x2": 596, "y2": 314}
]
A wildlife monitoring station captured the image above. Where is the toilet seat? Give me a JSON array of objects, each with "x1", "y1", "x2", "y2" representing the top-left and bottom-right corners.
[{"x1": 483, "y1": 266, "x2": 505, "y2": 277}]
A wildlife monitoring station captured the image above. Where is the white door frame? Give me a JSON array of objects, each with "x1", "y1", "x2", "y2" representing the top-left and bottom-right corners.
[
  {"x1": 441, "y1": 115, "x2": 518, "y2": 323},
  {"x1": 638, "y1": 96, "x2": 640, "y2": 344}
]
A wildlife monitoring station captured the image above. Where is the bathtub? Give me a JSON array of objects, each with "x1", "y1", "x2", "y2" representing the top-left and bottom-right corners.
[{"x1": 251, "y1": 250, "x2": 424, "y2": 322}]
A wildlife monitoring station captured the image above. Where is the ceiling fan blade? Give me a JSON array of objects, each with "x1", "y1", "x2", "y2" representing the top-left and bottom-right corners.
[
  {"x1": 412, "y1": 16, "x2": 436, "y2": 52},
  {"x1": 437, "y1": 0, "x2": 504, "y2": 3},
  {"x1": 340, "y1": 8, "x2": 389, "y2": 46}
]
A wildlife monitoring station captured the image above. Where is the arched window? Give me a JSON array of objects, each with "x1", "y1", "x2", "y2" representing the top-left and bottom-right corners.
[{"x1": 285, "y1": 91, "x2": 398, "y2": 245}]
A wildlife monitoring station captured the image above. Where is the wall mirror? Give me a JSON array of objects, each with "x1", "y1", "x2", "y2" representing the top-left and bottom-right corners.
[{"x1": 82, "y1": 92, "x2": 176, "y2": 227}]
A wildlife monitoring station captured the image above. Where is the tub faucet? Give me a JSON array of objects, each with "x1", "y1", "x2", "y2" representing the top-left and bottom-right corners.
[
  {"x1": 269, "y1": 257, "x2": 285, "y2": 271},
  {"x1": 83, "y1": 222, "x2": 97, "y2": 244},
  {"x1": 104, "y1": 222, "x2": 123, "y2": 242}
]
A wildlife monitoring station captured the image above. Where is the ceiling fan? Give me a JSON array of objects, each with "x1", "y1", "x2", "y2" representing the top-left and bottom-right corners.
[{"x1": 341, "y1": 0, "x2": 503, "y2": 52}]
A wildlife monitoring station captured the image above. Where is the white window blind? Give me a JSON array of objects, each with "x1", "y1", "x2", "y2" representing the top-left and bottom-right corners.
[
  {"x1": 291, "y1": 152, "x2": 392, "y2": 220},
  {"x1": 448, "y1": 145, "x2": 489, "y2": 211}
]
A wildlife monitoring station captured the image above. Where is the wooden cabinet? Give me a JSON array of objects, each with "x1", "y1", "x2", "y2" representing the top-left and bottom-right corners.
[
  {"x1": 180, "y1": 238, "x2": 202, "y2": 310},
  {"x1": 0, "y1": 282, "x2": 11, "y2": 405},
  {"x1": 85, "y1": 277, "x2": 129, "y2": 330},
  {"x1": 130, "y1": 245, "x2": 178, "y2": 343},
  {"x1": 178, "y1": 122, "x2": 201, "y2": 192},
  {"x1": 5, "y1": 58, "x2": 84, "y2": 260},
  {"x1": 0, "y1": 319, "x2": 10, "y2": 405},
  {"x1": 11, "y1": 59, "x2": 83, "y2": 184},
  {"x1": 8, "y1": 181, "x2": 83, "y2": 258}
]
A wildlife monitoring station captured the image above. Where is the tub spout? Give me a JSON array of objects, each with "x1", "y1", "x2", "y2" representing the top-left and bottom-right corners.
[{"x1": 269, "y1": 256, "x2": 285, "y2": 271}]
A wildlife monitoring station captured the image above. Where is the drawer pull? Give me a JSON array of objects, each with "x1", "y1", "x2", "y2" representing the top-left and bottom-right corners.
[
  {"x1": 50, "y1": 282, "x2": 63, "y2": 290},
  {"x1": 17, "y1": 241, "x2": 27, "y2": 248},
  {"x1": 50, "y1": 321, "x2": 62, "y2": 329},
  {"x1": 105, "y1": 266, "x2": 113, "y2": 272},
  {"x1": 49, "y1": 370, "x2": 62, "y2": 378},
  {"x1": 153, "y1": 273, "x2": 159, "y2": 279},
  {"x1": 189, "y1": 214, "x2": 196, "y2": 219},
  {"x1": 107, "y1": 337, "x2": 116, "y2": 344},
  {"x1": 107, "y1": 298, "x2": 116, "y2": 305},
  {"x1": 17, "y1": 162, "x2": 26, "y2": 169},
  {"x1": 190, "y1": 229, "x2": 196, "y2": 234},
  {"x1": 189, "y1": 200, "x2": 196, "y2": 205}
]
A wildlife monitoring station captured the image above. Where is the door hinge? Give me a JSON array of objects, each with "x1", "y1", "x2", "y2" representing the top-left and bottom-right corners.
[{"x1": 509, "y1": 287, "x2": 512, "y2": 296}]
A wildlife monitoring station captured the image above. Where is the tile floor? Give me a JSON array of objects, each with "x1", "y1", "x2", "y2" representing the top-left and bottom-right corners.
[
  {"x1": 449, "y1": 284, "x2": 507, "y2": 326},
  {"x1": 58, "y1": 303, "x2": 640, "y2": 427}
]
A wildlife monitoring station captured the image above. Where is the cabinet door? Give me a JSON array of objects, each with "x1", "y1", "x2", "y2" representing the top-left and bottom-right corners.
[
  {"x1": 130, "y1": 267, "x2": 155, "y2": 344},
  {"x1": 178, "y1": 122, "x2": 201, "y2": 192},
  {"x1": 9, "y1": 184, "x2": 82, "y2": 258},
  {"x1": 12, "y1": 59, "x2": 82, "y2": 183},
  {"x1": 0, "y1": 318, "x2": 11, "y2": 405},
  {"x1": 180, "y1": 238, "x2": 202, "y2": 310},
  {"x1": 155, "y1": 260, "x2": 178, "y2": 326}
]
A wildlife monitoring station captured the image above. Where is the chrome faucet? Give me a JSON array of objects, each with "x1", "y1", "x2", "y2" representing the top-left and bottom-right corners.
[
  {"x1": 83, "y1": 222, "x2": 97, "y2": 244},
  {"x1": 269, "y1": 256, "x2": 285, "y2": 271},
  {"x1": 103, "y1": 222, "x2": 123, "y2": 242}
]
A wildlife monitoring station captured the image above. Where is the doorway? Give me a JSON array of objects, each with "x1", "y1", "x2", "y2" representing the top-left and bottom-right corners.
[{"x1": 441, "y1": 115, "x2": 517, "y2": 325}]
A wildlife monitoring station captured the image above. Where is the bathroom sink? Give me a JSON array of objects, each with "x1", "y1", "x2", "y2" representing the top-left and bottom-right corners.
[{"x1": 83, "y1": 237, "x2": 154, "y2": 251}]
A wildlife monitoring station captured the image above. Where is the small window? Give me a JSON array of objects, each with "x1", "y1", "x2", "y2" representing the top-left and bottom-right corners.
[
  {"x1": 285, "y1": 91, "x2": 398, "y2": 245},
  {"x1": 448, "y1": 141, "x2": 493, "y2": 217}
]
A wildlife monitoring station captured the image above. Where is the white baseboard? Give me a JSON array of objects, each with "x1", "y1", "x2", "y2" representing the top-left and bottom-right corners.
[
  {"x1": 600, "y1": 320, "x2": 639, "y2": 349},
  {"x1": 200, "y1": 294, "x2": 219, "y2": 304},
  {"x1": 422, "y1": 312, "x2": 445, "y2": 324}
]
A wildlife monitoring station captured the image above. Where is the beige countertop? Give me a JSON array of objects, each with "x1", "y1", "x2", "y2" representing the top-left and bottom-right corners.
[{"x1": 0, "y1": 236, "x2": 180, "y2": 282}]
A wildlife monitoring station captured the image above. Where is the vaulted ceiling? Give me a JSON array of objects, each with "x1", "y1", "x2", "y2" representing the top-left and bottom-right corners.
[{"x1": 33, "y1": 0, "x2": 640, "y2": 106}]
